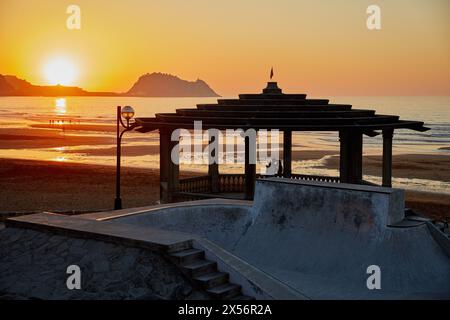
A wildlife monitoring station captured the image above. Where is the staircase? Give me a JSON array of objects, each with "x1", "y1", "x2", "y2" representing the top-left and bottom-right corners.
[{"x1": 169, "y1": 247, "x2": 254, "y2": 300}]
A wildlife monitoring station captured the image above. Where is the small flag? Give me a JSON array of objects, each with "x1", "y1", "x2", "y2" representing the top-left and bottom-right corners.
[{"x1": 270, "y1": 67, "x2": 274, "y2": 80}]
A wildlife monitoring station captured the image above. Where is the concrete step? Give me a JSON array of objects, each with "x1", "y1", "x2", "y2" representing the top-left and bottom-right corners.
[
  {"x1": 194, "y1": 272, "x2": 229, "y2": 289},
  {"x1": 169, "y1": 248, "x2": 205, "y2": 264},
  {"x1": 181, "y1": 259, "x2": 217, "y2": 277},
  {"x1": 207, "y1": 283, "x2": 241, "y2": 300},
  {"x1": 168, "y1": 246, "x2": 252, "y2": 300}
]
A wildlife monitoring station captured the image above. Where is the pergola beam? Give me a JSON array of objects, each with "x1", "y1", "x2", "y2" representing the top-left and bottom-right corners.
[
  {"x1": 244, "y1": 136, "x2": 256, "y2": 200},
  {"x1": 339, "y1": 130, "x2": 363, "y2": 184},
  {"x1": 134, "y1": 119, "x2": 427, "y2": 133},
  {"x1": 208, "y1": 135, "x2": 220, "y2": 193},
  {"x1": 382, "y1": 129, "x2": 394, "y2": 188}
]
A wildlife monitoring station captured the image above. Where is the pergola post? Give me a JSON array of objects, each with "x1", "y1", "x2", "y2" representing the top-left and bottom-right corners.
[
  {"x1": 382, "y1": 129, "x2": 394, "y2": 188},
  {"x1": 244, "y1": 135, "x2": 256, "y2": 200},
  {"x1": 353, "y1": 133, "x2": 363, "y2": 183},
  {"x1": 159, "y1": 128, "x2": 179, "y2": 203},
  {"x1": 339, "y1": 130, "x2": 363, "y2": 184},
  {"x1": 283, "y1": 130, "x2": 292, "y2": 178},
  {"x1": 339, "y1": 130, "x2": 354, "y2": 183},
  {"x1": 208, "y1": 136, "x2": 220, "y2": 193}
]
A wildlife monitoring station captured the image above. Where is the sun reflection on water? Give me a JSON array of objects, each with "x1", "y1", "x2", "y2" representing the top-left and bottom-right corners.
[
  {"x1": 55, "y1": 98, "x2": 67, "y2": 115},
  {"x1": 53, "y1": 156, "x2": 67, "y2": 162}
]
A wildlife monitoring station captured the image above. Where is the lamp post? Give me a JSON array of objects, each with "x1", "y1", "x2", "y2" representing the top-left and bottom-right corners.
[{"x1": 114, "y1": 105, "x2": 136, "y2": 210}]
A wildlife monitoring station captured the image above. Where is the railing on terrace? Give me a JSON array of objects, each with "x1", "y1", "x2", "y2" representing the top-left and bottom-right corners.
[
  {"x1": 179, "y1": 175, "x2": 211, "y2": 193},
  {"x1": 289, "y1": 174, "x2": 340, "y2": 184},
  {"x1": 178, "y1": 173, "x2": 341, "y2": 196},
  {"x1": 219, "y1": 174, "x2": 245, "y2": 193}
]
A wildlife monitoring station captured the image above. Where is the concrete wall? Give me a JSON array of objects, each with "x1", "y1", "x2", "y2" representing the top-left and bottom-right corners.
[
  {"x1": 119, "y1": 204, "x2": 252, "y2": 252},
  {"x1": 114, "y1": 179, "x2": 450, "y2": 299},
  {"x1": 231, "y1": 179, "x2": 450, "y2": 299}
]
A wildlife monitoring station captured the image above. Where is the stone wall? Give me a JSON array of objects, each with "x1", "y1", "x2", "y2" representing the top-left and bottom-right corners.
[{"x1": 0, "y1": 227, "x2": 209, "y2": 300}]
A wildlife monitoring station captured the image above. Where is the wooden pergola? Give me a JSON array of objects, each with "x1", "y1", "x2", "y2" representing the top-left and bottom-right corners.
[{"x1": 134, "y1": 82, "x2": 428, "y2": 203}]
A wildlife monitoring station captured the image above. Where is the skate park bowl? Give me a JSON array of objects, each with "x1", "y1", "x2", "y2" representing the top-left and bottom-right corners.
[{"x1": 108, "y1": 178, "x2": 450, "y2": 299}]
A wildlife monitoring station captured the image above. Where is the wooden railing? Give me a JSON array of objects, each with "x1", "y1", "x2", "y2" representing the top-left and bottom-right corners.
[
  {"x1": 178, "y1": 173, "x2": 340, "y2": 196},
  {"x1": 218, "y1": 174, "x2": 245, "y2": 193},
  {"x1": 289, "y1": 174, "x2": 340, "y2": 183},
  {"x1": 179, "y1": 175, "x2": 211, "y2": 193}
]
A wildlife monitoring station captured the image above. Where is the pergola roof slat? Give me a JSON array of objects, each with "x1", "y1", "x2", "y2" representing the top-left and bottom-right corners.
[
  {"x1": 154, "y1": 114, "x2": 400, "y2": 125},
  {"x1": 135, "y1": 118, "x2": 426, "y2": 132},
  {"x1": 239, "y1": 93, "x2": 307, "y2": 99},
  {"x1": 217, "y1": 99, "x2": 329, "y2": 106},
  {"x1": 175, "y1": 108, "x2": 377, "y2": 118},
  {"x1": 134, "y1": 82, "x2": 428, "y2": 133},
  {"x1": 196, "y1": 104, "x2": 353, "y2": 111}
]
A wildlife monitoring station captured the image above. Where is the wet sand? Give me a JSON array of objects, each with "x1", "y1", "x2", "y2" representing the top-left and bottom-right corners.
[
  {"x1": 321, "y1": 154, "x2": 450, "y2": 182},
  {"x1": 0, "y1": 128, "x2": 115, "y2": 149},
  {"x1": 0, "y1": 158, "x2": 448, "y2": 221},
  {"x1": 404, "y1": 190, "x2": 450, "y2": 221},
  {"x1": 30, "y1": 123, "x2": 116, "y2": 133}
]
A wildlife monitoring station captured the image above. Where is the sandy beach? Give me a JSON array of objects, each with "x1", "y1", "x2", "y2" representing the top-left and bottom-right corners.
[
  {"x1": 0, "y1": 158, "x2": 160, "y2": 215},
  {"x1": 0, "y1": 117, "x2": 449, "y2": 221},
  {"x1": 0, "y1": 157, "x2": 449, "y2": 221},
  {"x1": 322, "y1": 154, "x2": 450, "y2": 182},
  {"x1": 0, "y1": 127, "x2": 115, "y2": 149}
]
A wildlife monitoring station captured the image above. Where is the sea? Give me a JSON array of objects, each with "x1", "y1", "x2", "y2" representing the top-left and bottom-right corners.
[{"x1": 0, "y1": 96, "x2": 449, "y2": 194}]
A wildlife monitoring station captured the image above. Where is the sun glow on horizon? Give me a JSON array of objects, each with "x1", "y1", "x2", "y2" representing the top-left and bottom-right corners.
[
  {"x1": 1, "y1": 1, "x2": 448, "y2": 95},
  {"x1": 43, "y1": 58, "x2": 78, "y2": 86}
]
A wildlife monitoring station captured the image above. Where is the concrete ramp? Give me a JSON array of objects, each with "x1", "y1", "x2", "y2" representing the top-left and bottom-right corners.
[
  {"x1": 113, "y1": 179, "x2": 450, "y2": 299},
  {"x1": 233, "y1": 178, "x2": 450, "y2": 299}
]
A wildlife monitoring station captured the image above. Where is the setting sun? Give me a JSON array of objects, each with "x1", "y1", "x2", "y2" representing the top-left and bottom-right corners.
[{"x1": 43, "y1": 58, "x2": 77, "y2": 86}]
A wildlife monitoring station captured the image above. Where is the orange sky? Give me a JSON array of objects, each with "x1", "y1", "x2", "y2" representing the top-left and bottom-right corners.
[{"x1": 0, "y1": 0, "x2": 449, "y2": 96}]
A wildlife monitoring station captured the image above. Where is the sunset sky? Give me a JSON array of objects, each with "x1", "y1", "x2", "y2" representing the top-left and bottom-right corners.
[{"x1": 0, "y1": 0, "x2": 449, "y2": 96}]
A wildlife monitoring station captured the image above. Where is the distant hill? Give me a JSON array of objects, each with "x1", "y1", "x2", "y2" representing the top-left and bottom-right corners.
[
  {"x1": 0, "y1": 74, "x2": 116, "y2": 97},
  {"x1": 0, "y1": 75, "x2": 15, "y2": 95},
  {"x1": 0, "y1": 72, "x2": 219, "y2": 97},
  {"x1": 126, "y1": 72, "x2": 220, "y2": 97}
]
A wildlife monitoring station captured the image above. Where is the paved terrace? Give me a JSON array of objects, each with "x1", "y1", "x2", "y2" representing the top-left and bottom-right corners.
[{"x1": 4, "y1": 207, "x2": 306, "y2": 300}]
